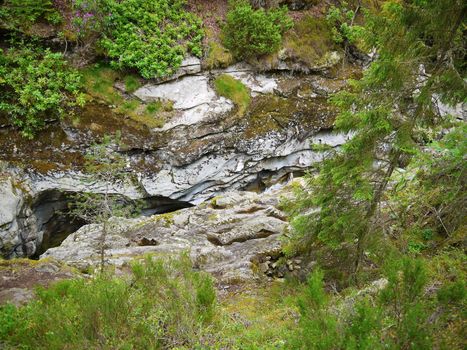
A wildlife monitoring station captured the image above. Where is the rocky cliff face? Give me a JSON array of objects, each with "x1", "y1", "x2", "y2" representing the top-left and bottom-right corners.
[{"x1": 0, "y1": 55, "x2": 354, "y2": 259}]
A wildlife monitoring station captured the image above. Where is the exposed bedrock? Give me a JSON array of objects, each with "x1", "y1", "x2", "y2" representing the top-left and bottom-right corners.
[
  {"x1": 0, "y1": 169, "x2": 195, "y2": 258},
  {"x1": 41, "y1": 185, "x2": 296, "y2": 282},
  {"x1": 0, "y1": 61, "x2": 352, "y2": 258}
]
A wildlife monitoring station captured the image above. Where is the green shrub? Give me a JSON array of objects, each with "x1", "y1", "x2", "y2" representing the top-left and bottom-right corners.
[
  {"x1": 100, "y1": 0, "x2": 203, "y2": 79},
  {"x1": 291, "y1": 258, "x2": 451, "y2": 349},
  {"x1": 380, "y1": 258, "x2": 432, "y2": 349},
  {"x1": 213, "y1": 74, "x2": 250, "y2": 115},
  {"x1": 0, "y1": 47, "x2": 85, "y2": 138},
  {"x1": 292, "y1": 268, "x2": 343, "y2": 349},
  {"x1": 0, "y1": 255, "x2": 217, "y2": 349},
  {"x1": 222, "y1": 0, "x2": 293, "y2": 59},
  {"x1": 0, "y1": 0, "x2": 61, "y2": 28},
  {"x1": 283, "y1": 16, "x2": 337, "y2": 66}
]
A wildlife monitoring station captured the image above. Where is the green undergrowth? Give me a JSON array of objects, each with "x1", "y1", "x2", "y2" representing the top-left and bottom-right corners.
[
  {"x1": 222, "y1": 0, "x2": 293, "y2": 60},
  {"x1": 219, "y1": 280, "x2": 301, "y2": 349},
  {"x1": 101, "y1": 0, "x2": 203, "y2": 78},
  {"x1": 0, "y1": 255, "x2": 217, "y2": 350},
  {"x1": 214, "y1": 74, "x2": 250, "y2": 116},
  {"x1": 0, "y1": 47, "x2": 85, "y2": 138},
  {"x1": 0, "y1": 0, "x2": 62, "y2": 30},
  {"x1": 82, "y1": 65, "x2": 171, "y2": 129},
  {"x1": 0, "y1": 252, "x2": 464, "y2": 349}
]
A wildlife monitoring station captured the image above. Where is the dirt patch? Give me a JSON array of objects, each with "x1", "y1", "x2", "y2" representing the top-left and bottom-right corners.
[
  {"x1": 0, "y1": 259, "x2": 77, "y2": 305},
  {"x1": 187, "y1": 0, "x2": 229, "y2": 40}
]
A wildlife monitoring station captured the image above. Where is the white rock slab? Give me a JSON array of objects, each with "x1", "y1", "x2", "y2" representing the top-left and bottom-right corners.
[
  {"x1": 134, "y1": 75, "x2": 234, "y2": 130},
  {"x1": 134, "y1": 75, "x2": 216, "y2": 109},
  {"x1": 225, "y1": 71, "x2": 277, "y2": 96}
]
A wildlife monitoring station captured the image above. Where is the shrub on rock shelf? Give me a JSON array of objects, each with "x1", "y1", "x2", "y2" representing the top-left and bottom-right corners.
[
  {"x1": 100, "y1": 0, "x2": 204, "y2": 79},
  {"x1": 222, "y1": 0, "x2": 293, "y2": 60}
]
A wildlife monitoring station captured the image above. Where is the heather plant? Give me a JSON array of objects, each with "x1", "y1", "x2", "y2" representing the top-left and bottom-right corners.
[
  {"x1": 290, "y1": 257, "x2": 464, "y2": 349},
  {"x1": 0, "y1": 255, "x2": 217, "y2": 349}
]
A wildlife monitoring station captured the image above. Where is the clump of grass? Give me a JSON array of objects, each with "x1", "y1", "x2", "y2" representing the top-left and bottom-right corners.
[
  {"x1": 82, "y1": 65, "x2": 122, "y2": 105},
  {"x1": 145, "y1": 101, "x2": 161, "y2": 114},
  {"x1": 214, "y1": 74, "x2": 250, "y2": 116},
  {"x1": 118, "y1": 100, "x2": 139, "y2": 114},
  {"x1": 123, "y1": 75, "x2": 141, "y2": 93},
  {"x1": 81, "y1": 65, "x2": 168, "y2": 129}
]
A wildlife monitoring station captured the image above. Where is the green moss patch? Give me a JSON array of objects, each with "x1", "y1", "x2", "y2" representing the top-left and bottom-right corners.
[
  {"x1": 82, "y1": 65, "x2": 122, "y2": 105},
  {"x1": 82, "y1": 65, "x2": 168, "y2": 129},
  {"x1": 243, "y1": 94, "x2": 335, "y2": 139},
  {"x1": 214, "y1": 74, "x2": 251, "y2": 116}
]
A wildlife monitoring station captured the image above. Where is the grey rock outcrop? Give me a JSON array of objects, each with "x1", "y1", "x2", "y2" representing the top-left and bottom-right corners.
[
  {"x1": 0, "y1": 259, "x2": 77, "y2": 305},
  {"x1": 1, "y1": 62, "x2": 350, "y2": 258},
  {"x1": 0, "y1": 171, "x2": 38, "y2": 258},
  {"x1": 42, "y1": 185, "x2": 295, "y2": 281}
]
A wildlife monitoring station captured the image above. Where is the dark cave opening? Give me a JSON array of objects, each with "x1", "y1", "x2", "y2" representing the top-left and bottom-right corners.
[{"x1": 30, "y1": 190, "x2": 193, "y2": 258}]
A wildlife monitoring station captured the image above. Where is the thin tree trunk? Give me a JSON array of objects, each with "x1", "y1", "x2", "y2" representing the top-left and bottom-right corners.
[
  {"x1": 342, "y1": 0, "x2": 361, "y2": 70},
  {"x1": 100, "y1": 219, "x2": 106, "y2": 274},
  {"x1": 354, "y1": 149, "x2": 402, "y2": 281}
]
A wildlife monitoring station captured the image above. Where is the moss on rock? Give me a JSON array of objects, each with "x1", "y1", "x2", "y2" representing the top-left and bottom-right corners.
[
  {"x1": 205, "y1": 42, "x2": 234, "y2": 70},
  {"x1": 242, "y1": 93, "x2": 335, "y2": 139},
  {"x1": 214, "y1": 74, "x2": 251, "y2": 116},
  {"x1": 283, "y1": 15, "x2": 339, "y2": 67}
]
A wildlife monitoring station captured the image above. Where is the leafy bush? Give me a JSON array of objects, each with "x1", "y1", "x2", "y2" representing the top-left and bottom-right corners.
[
  {"x1": 222, "y1": 0, "x2": 293, "y2": 59},
  {"x1": 100, "y1": 0, "x2": 203, "y2": 78},
  {"x1": 0, "y1": 0, "x2": 61, "y2": 28},
  {"x1": 213, "y1": 74, "x2": 251, "y2": 115},
  {"x1": 0, "y1": 47, "x2": 85, "y2": 138},
  {"x1": 0, "y1": 255, "x2": 217, "y2": 349}
]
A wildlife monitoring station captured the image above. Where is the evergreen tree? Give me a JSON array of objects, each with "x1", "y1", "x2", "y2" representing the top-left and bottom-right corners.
[
  {"x1": 69, "y1": 134, "x2": 141, "y2": 272},
  {"x1": 287, "y1": 0, "x2": 466, "y2": 281}
]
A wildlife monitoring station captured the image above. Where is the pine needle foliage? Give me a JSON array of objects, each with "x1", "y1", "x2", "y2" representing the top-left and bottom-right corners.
[{"x1": 286, "y1": 0, "x2": 466, "y2": 280}]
